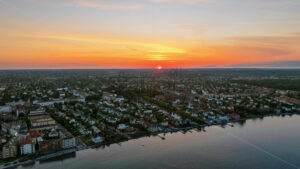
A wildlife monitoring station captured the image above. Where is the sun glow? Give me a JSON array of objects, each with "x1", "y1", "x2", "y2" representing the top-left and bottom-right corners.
[
  {"x1": 0, "y1": 0, "x2": 299, "y2": 69},
  {"x1": 157, "y1": 66, "x2": 163, "y2": 70}
]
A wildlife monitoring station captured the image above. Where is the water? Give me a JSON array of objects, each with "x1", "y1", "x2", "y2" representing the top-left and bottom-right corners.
[{"x1": 15, "y1": 115, "x2": 300, "y2": 169}]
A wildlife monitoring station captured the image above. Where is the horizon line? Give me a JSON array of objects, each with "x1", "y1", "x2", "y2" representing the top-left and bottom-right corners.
[{"x1": 0, "y1": 67, "x2": 300, "y2": 71}]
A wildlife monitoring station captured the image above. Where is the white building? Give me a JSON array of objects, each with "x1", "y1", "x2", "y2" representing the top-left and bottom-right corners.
[
  {"x1": 219, "y1": 116, "x2": 229, "y2": 122},
  {"x1": 0, "y1": 106, "x2": 12, "y2": 113},
  {"x1": 20, "y1": 136, "x2": 35, "y2": 155},
  {"x1": 171, "y1": 113, "x2": 181, "y2": 120},
  {"x1": 160, "y1": 121, "x2": 168, "y2": 127},
  {"x1": 92, "y1": 136, "x2": 103, "y2": 143},
  {"x1": 62, "y1": 137, "x2": 76, "y2": 149},
  {"x1": 117, "y1": 124, "x2": 128, "y2": 130},
  {"x1": 91, "y1": 126, "x2": 101, "y2": 134}
]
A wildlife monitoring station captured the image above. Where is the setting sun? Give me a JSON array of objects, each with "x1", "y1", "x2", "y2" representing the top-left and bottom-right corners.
[
  {"x1": 0, "y1": 0, "x2": 300, "y2": 168},
  {"x1": 0, "y1": 0, "x2": 299, "y2": 69}
]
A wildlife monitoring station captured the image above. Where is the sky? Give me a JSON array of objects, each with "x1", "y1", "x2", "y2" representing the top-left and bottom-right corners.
[{"x1": 0, "y1": 0, "x2": 300, "y2": 69}]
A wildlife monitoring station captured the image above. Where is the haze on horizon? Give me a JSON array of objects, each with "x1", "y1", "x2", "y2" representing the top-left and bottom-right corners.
[{"x1": 0, "y1": 0, "x2": 300, "y2": 69}]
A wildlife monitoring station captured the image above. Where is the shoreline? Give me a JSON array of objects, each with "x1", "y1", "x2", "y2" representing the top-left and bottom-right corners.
[
  {"x1": 1, "y1": 113, "x2": 299, "y2": 169},
  {"x1": 1, "y1": 149, "x2": 76, "y2": 169}
]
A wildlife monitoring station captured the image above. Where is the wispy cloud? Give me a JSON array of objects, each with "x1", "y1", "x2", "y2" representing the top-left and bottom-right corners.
[
  {"x1": 225, "y1": 34, "x2": 300, "y2": 50},
  {"x1": 24, "y1": 0, "x2": 144, "y2": 10},
  {"x1": 189, "y1": 61, "x2": 300, "y2": 69},
  {"x1": 73, "y1": 0, "x2": 143, "y2": 10},
  {"x1": 228, "y1": 61, "x2": 300, "y2": 68},
  {"x1": 0, "y1": 62, "x2": 123, "y2": 69},
  {"x1": 151, "y1": 0, "x2": 217, "y2": 4},
  {"x1": 262, "y1": 0, "x2": 300, "y2": 7}
]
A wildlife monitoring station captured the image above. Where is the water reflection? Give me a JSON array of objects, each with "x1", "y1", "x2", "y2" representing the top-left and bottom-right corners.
[
  {"x1": 17, "y1": 161, "x2": 36, "y2": 169},
  {"x1": 13, "y1": 152, "x2": 77, "y2": 169},
  {"x1": 236, "y1": 119, "x2": 246, "y2": 127},
  {"x1": 39, "y1": 152, "x2": 76, "y2": 164},
  {"x1": 14, "y1": 114, "x2": 300, "y2": 169}
]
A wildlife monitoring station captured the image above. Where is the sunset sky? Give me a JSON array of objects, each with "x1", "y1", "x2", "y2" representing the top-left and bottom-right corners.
[{"x1": 0, "y1": 0, "x2": 300, "y2": 69}]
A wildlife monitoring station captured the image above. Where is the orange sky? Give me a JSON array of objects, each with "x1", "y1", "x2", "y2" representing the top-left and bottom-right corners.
[{"x1": 0, "y1": 0, "x2": 300, "y2": 69}]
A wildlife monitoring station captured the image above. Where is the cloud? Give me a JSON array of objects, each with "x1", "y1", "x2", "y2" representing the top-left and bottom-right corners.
[
  {"x1": 73, "y1": 0, "x2": 143, "y2": 10},
  {"x1": 190, "y1": 61, "x2": 300, "y2": 68},
  {"x1": 191, "y1": 45, "x2": 293, "y2": 65},
  {"x1": 228, "y1": 61, "x2": 300, "y2": 68},
  {"x1": 223, "y1": 34, "x2": 300, "y2": 56},
  {"x1": 23, "y1": 0, "x2": 217, "y2": 9},
  {"x1": 0, "y1": 62, "x2": 122, "y2": 69},
  {"x1": 182, "y1": 33, "x2": 300, "y2": 68},
  {"x1": 151, "y1": 0, "x2": 216, "y2": 4},
  {"x1": 262, "y1": 0, "x2": 300, "y2": 7},
  {"x1": 25, "y1": 0, "x2": 144, "y2": 10}
]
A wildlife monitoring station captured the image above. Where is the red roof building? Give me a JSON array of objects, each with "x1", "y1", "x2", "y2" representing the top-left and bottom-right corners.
[
  {"x1": 25, "y1": 130, "x2": 41, "y2": 138},
  {"x1": 228, "y1": 113, "x2": 240, "y2": 120},
  {"x1": 21, "y1": 136, "x2": 34, "y2": 146}
]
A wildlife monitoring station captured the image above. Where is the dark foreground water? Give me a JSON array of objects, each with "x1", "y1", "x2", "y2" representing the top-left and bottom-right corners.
[{"x1": 16, "y1": 115, "x2": 300, "y2": 169}]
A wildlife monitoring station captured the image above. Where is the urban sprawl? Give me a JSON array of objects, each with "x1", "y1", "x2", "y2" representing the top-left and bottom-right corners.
[{"x1": 0, "y1": 69, "x2": 299, "y2": 167}]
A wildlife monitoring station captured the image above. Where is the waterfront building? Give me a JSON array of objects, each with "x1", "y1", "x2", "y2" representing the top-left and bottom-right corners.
[
  {"x1": 1, "y1": 137, "x2": 18, "y2": 159},
  {"x1": 228, "y1": 113, "x2": 241, "y2": 120},
  {"x1": 92, "y1": 136, "x2": 103, "y2": 143},
  {"x1": 39, "y1": 139, "x2": 62, "y2": 153},
  {"x1": 20, "y1": 136, "x2": 35, "y2": 155},
  {"x1": 62, "y1": 137, "x2": 76, "y2": 149}
]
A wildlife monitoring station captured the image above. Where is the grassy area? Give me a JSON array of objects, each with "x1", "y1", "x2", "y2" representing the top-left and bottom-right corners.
[
  {"x1": 244, "y1": 114, "x2": 262, "y2": 119},
  {"x1": 78, "y1": 135, "x2": 94, "y2": 146}
]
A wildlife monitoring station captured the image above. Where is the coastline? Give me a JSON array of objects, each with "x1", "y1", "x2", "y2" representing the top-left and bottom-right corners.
[{"x1": 1, "y1": 113, "x2": 299, "y2": 169}]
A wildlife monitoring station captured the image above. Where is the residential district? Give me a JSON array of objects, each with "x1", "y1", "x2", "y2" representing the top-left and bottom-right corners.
[{"x1": 0, "y1": 69, "x2": 299, "y2": 166}]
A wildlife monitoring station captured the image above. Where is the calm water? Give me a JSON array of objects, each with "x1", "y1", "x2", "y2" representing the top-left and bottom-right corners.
[{"x1": 16, "y1": 115, "x2": 300, "y2": 169}]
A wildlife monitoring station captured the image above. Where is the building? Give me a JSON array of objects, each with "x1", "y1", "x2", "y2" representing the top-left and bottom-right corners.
[
  {"x1": 37, "y1": 100, "x2": 64, "y2": 107},
  {"x1": 39, "y1": 139, "x2": 62, "y2": 153},
  {"x1": 92, "y1": 136, "x2": 102, "y2": 143},
  {"x1": 38, "y1": 135, "x2": 76, "y2": 153},
  {"x1": 160, "y1": 121, "x2": 168, "y2": 127},
  {"x1": 0, "y1": 106, "x2": 12, "y2": 113},
  {"x1": 29, "y1": 109, "x2": 46, "y2": 116},
  {"x1": 219, "y1": 116, "x2": 229, "y2": 122},
  {"x1": 91, "y1": 126, "x2": 100, "y2": 134},
  {"x1": 28, "y1": 115, "x2": 57, "y2": 131},
  {"x1": 20, "y1": 136, "x2": 35, "y2": 155},
  {"x1": 1, "y1": 137, "x2": 18, "y2": 159},
  {"x1": 62, "y1": 137, "x2": 76, "y2": 149},
  {"x1": 117, "y1": 124, "x2": 128, "y2": 130},
  {"x1": 16, "y1": 105, "x2": 26, "y2": 117},
  {"x1": 24, "y1": 130, "x2": 43, "y2": 144},
  {"x1": 102, "y1": 92, "x2": 116, "y2": 101},
  {"x1": 228, "y1": 113, "x2": 241, "y2": 120},
  {"x1": 2, "y1": 120, "x2": 28, "y2": 136},
  {"x1": 48, "y1": 129, "x2": 59, "y2": 138}
]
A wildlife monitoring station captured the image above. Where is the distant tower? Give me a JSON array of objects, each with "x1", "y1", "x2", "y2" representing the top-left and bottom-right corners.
[{"x1": 16, "y1": 109, "x2": 19, "y2": 118}]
